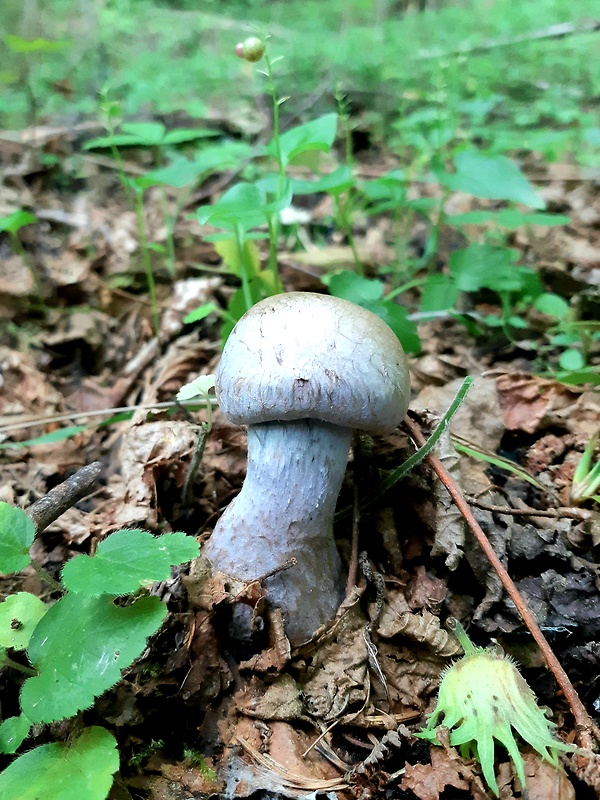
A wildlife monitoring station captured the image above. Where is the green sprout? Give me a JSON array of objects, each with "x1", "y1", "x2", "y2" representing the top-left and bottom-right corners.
[
  {"x1": 417, "y1": 623, "x2": 573, "y2": 796},
  {"x1": 570, "y1": 432, "x2": 600, "y2": 505}
]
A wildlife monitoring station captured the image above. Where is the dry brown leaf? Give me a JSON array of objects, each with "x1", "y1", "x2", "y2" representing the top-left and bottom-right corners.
[
  {"x1": 496, "y1": 373, "x2": 580, "y2": 434},
  {"x1": 401, "y1": 746, "x2": 470, "y2": 800},
  {"x1": 520, "y1": 752, "x2": 575, "y2": 800}
]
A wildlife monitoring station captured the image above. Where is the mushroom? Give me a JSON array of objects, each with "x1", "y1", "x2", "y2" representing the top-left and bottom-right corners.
[{"x1": 203, "y1": 292, "x2": 410, "y2": 644}]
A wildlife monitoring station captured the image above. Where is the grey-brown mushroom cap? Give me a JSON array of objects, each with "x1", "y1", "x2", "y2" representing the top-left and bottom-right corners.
[{"x1": 216, "y1": 292, "x2": 410, "y2": 434}]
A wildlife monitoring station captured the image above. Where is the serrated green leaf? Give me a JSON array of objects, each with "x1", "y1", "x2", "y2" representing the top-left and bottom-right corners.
[
  {"x1": 0, "y1": 726, "x2": 119, "y2": 800},
  {"x1": 0, "y1": 592, "x2": 48, "y2": 649},
  {"x1": 0, "y1": 715, "x2": 31, "y2": 755},
  {"x1": 21, "y1": 594, "x2": 167, "y2": 722},
  {"x1": 157, "y1": 531, "x2": 200, "y2": 563},
  {"x1": 441, "y1": 150, "x2": 545, "y2": 209},
  {"x1": 62, "y1": 529, "x2": 196, "y2": 595},
  {"x1": 0, "y1": 503, "x2": 35, "y2": 574}
]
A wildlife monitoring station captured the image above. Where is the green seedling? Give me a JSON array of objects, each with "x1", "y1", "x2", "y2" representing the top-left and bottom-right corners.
[
  {"x1": 0, "y1": 502, "x2": 199, "y2": 799},
  {"x1": 176, "y1": 374, "x2": 216, "y2": 505},
  {"x1": 0, "y1": 209, "x2": 43, "y2": 305},
  {"x1": 570, "y1": 432, "x2": 600, "y2": 505},
  {"x1": 417, "y1": 623, "x2": 574, "y2": 796}
]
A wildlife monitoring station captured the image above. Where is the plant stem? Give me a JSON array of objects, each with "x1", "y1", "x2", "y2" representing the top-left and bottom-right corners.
[
  {"x1": 135, "y1": 189, "x2": 160, "y2": 336},
  {"x1": 334, "y1": 195, "x2": 363, "y2": 276},
  {"x1": 235, "y1": 226, "x2": 254, "y2": 312},
  {"x1": 263, "y1": 50, "x2": 285, "y2": 293}
]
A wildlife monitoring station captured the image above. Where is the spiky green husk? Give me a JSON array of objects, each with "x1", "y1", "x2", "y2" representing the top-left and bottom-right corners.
[{"x1": 417, "y1": 632, "x2": 574, "y2": 795}]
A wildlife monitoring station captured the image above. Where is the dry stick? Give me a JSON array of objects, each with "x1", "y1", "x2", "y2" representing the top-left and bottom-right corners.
[
  {"x1": 403, "y1": 415, "x2": 600, "y2": 751},
  {"x1": 466, "y1": 497, "x2": 592, "y2": 523},
  {"x1": 26, "y1": 462, "x2": 103, "y2": 534}
]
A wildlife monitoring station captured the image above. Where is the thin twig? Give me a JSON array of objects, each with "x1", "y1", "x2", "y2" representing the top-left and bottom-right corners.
[
  {"x1": 403, "y1": 414, "x2": 600, "y2": 751},
  {"x1": 346, "y1": 483, "x2": 361, "y2": 597},
  {"x1": 466, "y1": 497, "x2": 592, "y2": 522},
  {"x1": 26, "y1": 462, "x2": 103, "y2": 534}
]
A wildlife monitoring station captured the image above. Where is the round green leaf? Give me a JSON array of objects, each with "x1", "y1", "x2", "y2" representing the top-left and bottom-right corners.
[
  {"x1": 534, "y1": 293, "x2": 570, "y2": 320},
  {"x1": 21, "y1": 594, "x2": 167, "y2": 723},
  {"x1": 559, "y1": 349, "x2": 585, "y2": 371},
  {"x1": 62, "y1": 529, "x2": 199, "y2": 595},
  {"x1": 0, "y1": 715, "x2": 31, "y2": 755},
  {"x1": 0, "y1": 592, "x2": 48, "y2": 649},
  {"x1": 0, "y1": 503, "x2": 35, "y2": 574},
  {"x1": 0, "y1": 726, "x2": 118, "y2": 800}
]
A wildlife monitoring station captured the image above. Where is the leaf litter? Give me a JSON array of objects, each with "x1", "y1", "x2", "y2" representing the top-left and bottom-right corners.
[{"x1": 0, "y1": 115, "x2": 599, "y2": 800}]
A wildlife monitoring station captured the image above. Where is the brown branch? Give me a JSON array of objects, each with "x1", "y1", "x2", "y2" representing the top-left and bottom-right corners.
[
  {"x1": 403, "y1": 414, "x2": 600, "y2": 751},
  {"x1": 26, "y1": 462, "x2": 103, "y2": 534},
  {"x1": 466, "y1": 497, "x2": 592, "y2": 522}
]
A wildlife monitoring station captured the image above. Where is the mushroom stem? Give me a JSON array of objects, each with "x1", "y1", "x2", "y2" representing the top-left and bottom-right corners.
[{"x1": 203, "y1": 418, "x2": 352, "y2": 644}]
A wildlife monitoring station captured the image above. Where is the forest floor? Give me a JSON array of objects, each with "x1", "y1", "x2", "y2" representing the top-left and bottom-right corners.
[{"x1": 0, "y1": 113, "x2": 599, "y2": 800}]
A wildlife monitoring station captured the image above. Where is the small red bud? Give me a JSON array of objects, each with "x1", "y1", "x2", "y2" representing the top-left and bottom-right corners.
[{"x1": 235, "y1": 36, "x2": 265, "y2": 63}]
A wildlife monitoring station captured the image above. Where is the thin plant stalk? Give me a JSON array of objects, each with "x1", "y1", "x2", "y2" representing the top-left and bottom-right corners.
[
  {"x1": 263, "y1": 49, "x2": 284, "y2": 294},
  {"x1": 134, "y1": 188, "x2": 160, "y2": 336},
  {"x1": 234, "y1": 225, "x2": 255, "y2": 312}
]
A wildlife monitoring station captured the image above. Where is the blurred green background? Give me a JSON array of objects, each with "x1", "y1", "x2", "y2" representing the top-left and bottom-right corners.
[{"x1": 1, "y1": 0, "x2": 599, "y2": 164}]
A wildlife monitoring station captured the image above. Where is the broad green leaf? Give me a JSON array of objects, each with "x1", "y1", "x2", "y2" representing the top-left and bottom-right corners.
[
  {"x1": 552, "y1": 367, "x2": 600, "y2": 387},
  {"x1": 0, "y1": 592, "x2": 48, "y2": 649},
  {"x1": 0, "y1": 503, "x2": 35, "y2": 574},
  {"x1": 450, "y1": 244, "x2": 519, "y2": 293},
  {"x1": 0, "y1": 726, "x2": 119, "y2": 800},
  {"x1": 0, "y1": 715, "x2": 31, "y2": 755},
  {"x1": 534, "y1": 293, "x2": 570, "y2": 320},
  {"x1": 197, "y1": 182, "x2": 266, "y2": 232},
  {"x1": 21, "y1": 594, "x2": 167, "y2": 723},
  {"x1": 440, "y1": 150, "x2": 545, "y2": 209},
  {"x1": 421, "y1": 274, "x2": 459, "y2": 312},
  {"x1": 325, "y1": 270, "x2": 384, "y2": 305},
  {"x1": 269, "y1": 113, "x2": 338, "y2": 168},
  {"x1": 136, "y1": 157, "x2": 205, "y2": 189},
  {"x1": 365, "y1": 301, "x2": 421, "y2": 354},
  {"x1": 559, "y1": 349, "x2": 585, "y2": 371},
  {"x1": 0, "y1": 210, "x2": 37, "y2": 234},
  {"x1": 214, "y1": 237, "x2": 261, "y2": 277},
  {"x1": 62, "y1": 529, "x2": 199, "y2": 595},
  {"x1": 119, "y1": 121, "x2": 167, "y2": 145},
  {"x1": 157, "y1": 531, "x2": 200, "y2": 563},
  {"x1": 291, "y1": 166, "x2": 354, "y2": 196}
]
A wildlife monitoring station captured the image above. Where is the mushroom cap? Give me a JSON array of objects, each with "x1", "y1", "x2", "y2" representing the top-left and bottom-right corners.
[{"x1": 217, "y1": 292, "x2": 410, "y2": 434}]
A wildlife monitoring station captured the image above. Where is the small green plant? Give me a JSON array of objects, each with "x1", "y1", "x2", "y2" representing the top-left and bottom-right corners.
[
  {"x1": 0, "y1": 501, "x2": 199, "y2": 799},
  {"x1": 0, "y1": 209, "x2": 43, "y2": 306},
  {"x1": 417, "y1": 623, "x2": 574, "y2": 796},
  {"x1": 570, "y1": 432, "x2": 600, "y2": 505}
]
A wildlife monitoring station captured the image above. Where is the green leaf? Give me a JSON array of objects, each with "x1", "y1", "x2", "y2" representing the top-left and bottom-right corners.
[
  {"x1": 162, "y1": 127, "x2": 217, "y2": 145},
  {"x1": 62, "y1": 529, "x2": 199, "y2": 595},
  {"x1": 551, "y1": 367, "x2": 600, "y2": 387},
  {"x1": 559, "y1": 349, "x2": 585, "y2": 371},
  {"x1": 0, "y1": 726, "x2": 119, "y2": 800},
  {"x1": 0, "y1": 592, "x2": 48, "y2": 649},
  {"x1": 0, "y1": 503, "x2": 35, "y2": 574},
  {"x1": 183, "y1": 302, "x2": 219, "y2": 325},
  {"x1": 448, "y1": 209, "x2": 570, "y2": 229},
  {"x1": 534, "y1": 293, "x2": 570, "y2": 320},
  {"x1": 0, "y1": 210, "x2": 37, "y2": 234},
  {"x1": 440, "y1": 150, "x2": 545, "y2": 209},
  {"x1": 325, "y1": 270, "x2": 384, "y2": 305},
  {"x1": 3, "y1": 35, "x2": 70, "y2": 53},
  {"x1": 270, "y1": 113, "x2": 338, "y2": 168},
  {"x1": 197, "y1": 182, "x2": 266, "y2": 232},
  {"x1": 365, "y1": 301, "x2": 421, "y2": 354},
  {"x1": 21, "y1": 594, "x2": 167, "y2": 723},
  {"x1": 291, "y1": 165, "x2": 354, "y2": 196},
  {"x1": 0, "y1": 425, "x2": 88, "y2": 450},
  {"x1": 157, "y1": 531, "x2": 201, "y2": 563},
  {"x1": 449, "y1": 244, "x2": 536, "y2": 295},
  {"x1": 0, "y1": 715, "x2": 31, "y2": 755},
  {"x1": 176, "y1": 374, "x2": 216, "y2": 402},
  {"x1": 136, "y1": 157, "x2": 205, "y2": 189},
  {"x1": 421, "y1": 274, "x2": 459, "y2": 312}
]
